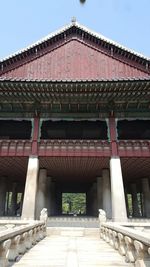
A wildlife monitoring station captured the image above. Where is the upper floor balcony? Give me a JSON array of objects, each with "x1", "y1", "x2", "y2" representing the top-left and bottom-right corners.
[
  {"x1": 0, "y1": 139, "x2": 110, "y2": 157},
  {"x1": 0, "y1": 119, "x2": 150, "y2": 157},
  {"x1": 0, "y1": 139, "x2": 150, "y2": 157}
]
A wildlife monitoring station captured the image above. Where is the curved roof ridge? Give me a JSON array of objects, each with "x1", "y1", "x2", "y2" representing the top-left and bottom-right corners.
[
  {"x1": 0, "y1": 20, "x2": 150, "y2": 63},
  {"x1": 0, "y1": 21, "x2": 73, "y2": 62},
  {"x1": 75, "y1": 21, "x2": 150, "y2": 61}
]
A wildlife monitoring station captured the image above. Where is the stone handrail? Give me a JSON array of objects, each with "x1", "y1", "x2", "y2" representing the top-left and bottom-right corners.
[
  {"x1": 100, "y1": 222, "x2": 150, "y2": 267},
  {"x1": 0, "y1": 221, "x2": 46, "y2": 267}
]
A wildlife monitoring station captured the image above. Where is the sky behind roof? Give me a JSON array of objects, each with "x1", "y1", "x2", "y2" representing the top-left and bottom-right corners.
[{"x1": 0, "y1": 0, "x2": 150, "y2": 60}]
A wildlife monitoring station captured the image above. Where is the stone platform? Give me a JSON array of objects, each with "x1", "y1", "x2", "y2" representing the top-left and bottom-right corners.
[
  {"x1": 47, "y1": 216, "x2": 99, "y2": 228},
  {"x1": 13, "y1": 227, "x2": 133, "y2": 267}
]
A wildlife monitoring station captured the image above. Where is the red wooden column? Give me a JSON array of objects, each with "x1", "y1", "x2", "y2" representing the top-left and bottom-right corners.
[
  {"x1": 32, "y1": 117, "x2": 40, "y2": 155},
  {"x1": 108, "y1": 116, "x2": 118, "y2": 156}
]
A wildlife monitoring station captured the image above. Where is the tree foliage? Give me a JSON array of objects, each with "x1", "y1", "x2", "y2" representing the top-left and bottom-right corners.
[{"x1": 62, "y1": 193, "x2": 86, "y2": 215}]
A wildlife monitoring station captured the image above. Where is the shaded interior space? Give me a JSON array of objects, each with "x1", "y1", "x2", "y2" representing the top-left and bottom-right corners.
[
  {"x1": 0, "y1": 156, "x2": 150, "y2": 219},
  {"x1": 39, "y1": 156, "x2": 150, "y2": 218},
  {"x1": 0, "y1": 157, "x2": 28, "y2": 216},
  {"x1": 121, "y1": 157, "x2": 150, "y2": 218},
  {"x1": 0, "y1": 120, "x2": 32, "y2": 139},
  {"x1": 117, "y1": 119, "x2": 150, "y2": 140},
  {"x1": 39, "y1": 157, "x2": 109, "y2": 217},
  {"x1": 40, "y1": 120, "x2": 108, "y2": 140}
]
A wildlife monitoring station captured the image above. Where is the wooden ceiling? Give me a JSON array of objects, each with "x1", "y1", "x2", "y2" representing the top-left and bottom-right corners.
[
  {"x1": 40, "y1": 156, "x2": 109, "y2": 182},
  {"x1": 0, "y1": 156, "x2": 149, "y2": 187}
]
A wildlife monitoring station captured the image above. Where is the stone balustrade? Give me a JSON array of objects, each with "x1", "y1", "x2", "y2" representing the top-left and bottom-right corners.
[
  {"x1": 0, "y1": 221, "x2": 46, "y2": 267},
  {"x1": 100, "y1": 222, "x2": 150, "y2": 267}
]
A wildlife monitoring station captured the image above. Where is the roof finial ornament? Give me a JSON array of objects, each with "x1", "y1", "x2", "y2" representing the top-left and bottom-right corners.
[{"x1": 71, "y1": 17, "x2": 76, "y2": 25}]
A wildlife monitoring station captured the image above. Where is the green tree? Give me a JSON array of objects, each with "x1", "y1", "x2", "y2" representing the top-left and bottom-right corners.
[{"x1": 62, "y1": 193, "x2": 86, "y2": 214}]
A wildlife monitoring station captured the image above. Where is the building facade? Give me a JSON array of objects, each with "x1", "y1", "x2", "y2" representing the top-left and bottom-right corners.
[{"x1": 0, "y1": 20, "x2": 150, "y2": 221}]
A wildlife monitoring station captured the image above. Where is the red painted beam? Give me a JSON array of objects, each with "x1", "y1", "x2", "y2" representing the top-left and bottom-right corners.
[
  {"x1": 108, "y1": 117, "x2": 118, "y2": 157},
  {"x1": 31, "y1": 117, "x2": 40, "y2": 155}
]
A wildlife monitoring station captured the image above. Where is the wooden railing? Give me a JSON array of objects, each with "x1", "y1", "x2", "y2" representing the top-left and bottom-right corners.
[
  {"x1": 0, "y1": 140, "x2": 32, "y2": 156},
  {"x1": 100, "y1": 222, "x2": 150, "y2": 266},
  {"x1": 0, "y1": 139, "x2": 111, "y2": 157},
  {"x1": 38, "y1": 139, "x2": 111, "y2": 157},
  {"x1": 0, "y1": 139, "x2": 150, "y2": 157},
  {"x1": 0, "y1": 221, "x2": 46, "y2": 266},
  {"x1": 118, "y1": 140, "x2": 150, "y2": 157}
]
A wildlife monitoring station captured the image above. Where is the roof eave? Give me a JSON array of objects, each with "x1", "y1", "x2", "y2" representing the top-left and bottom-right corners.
[{"x1": 0, "y1": 20, "x2": 150, "y2": 72}]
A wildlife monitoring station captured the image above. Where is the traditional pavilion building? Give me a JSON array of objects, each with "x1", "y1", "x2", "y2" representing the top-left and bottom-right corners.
[{"x1": 0, "y1": 20, "x2": 150, "y2": 221}]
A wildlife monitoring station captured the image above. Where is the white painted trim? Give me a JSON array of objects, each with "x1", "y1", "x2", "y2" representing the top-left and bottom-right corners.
[{"x1": 1, "y1": 21, "x2": 149, "y2": 62}]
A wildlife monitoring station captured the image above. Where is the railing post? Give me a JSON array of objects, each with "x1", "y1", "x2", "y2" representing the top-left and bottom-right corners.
[
  {"x1": 8, "y1": 235, "x2": 20, "y2": 262},
  {"x1": 25, "y1": 230, "x2": 33, "y2": 249},
  {"x1": 112, "y1": 231, "x2": 119, "y2": 250},
  {"x1": 32, "y1": 227, "x2": 37, "y2": 245},
  {"x1": 0, "y1": 239, "x2": 11, "y2": 267},
  {"x1": 124, "y1": 236, "x2": 135, "y2": 263},
  {"x1": 105, "y1": 228, "x2": 110, "y2": 243},
  {"x1": 36, "y1": 226, "x2": 41, "y2": 242},
  {"x1": 18, "y1": 232, "x2": 27, "y2": 255},
  {"x1": 100, "y1": 226, "x2": 103, "y2": 239},
  {"x1": 109, "y1": 229, "x2": 114, "y2": 246},
  {"x1": 118, "y1": 233, "x2": 126, "y2": 256},
  {"x1": 134, "y1": 240, "x2": 150, "y2": 267}
]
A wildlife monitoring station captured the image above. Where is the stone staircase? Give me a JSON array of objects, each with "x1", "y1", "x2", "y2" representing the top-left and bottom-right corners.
[
  {"x1": 14, "y1": 227, "x2": 134, "y2": 267},
  {"x1": 47, "y1": 226, "x2": 99, "y2": 237},
  {"x1": 47, "y1": 216, "x2": 99, "y2": 228}
]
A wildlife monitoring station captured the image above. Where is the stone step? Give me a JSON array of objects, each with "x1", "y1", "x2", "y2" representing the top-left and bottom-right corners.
[
  {"x1": 47, "y1": 227, "x2": 100, "y2": 237},
  {"x1": 47, "y1": 216, "x2": 99, "y2": 228}
]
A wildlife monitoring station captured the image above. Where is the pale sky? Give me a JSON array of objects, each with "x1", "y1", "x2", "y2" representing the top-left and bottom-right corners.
[{"x1": 0, "y1": 0, "x2": 150, "y2": 59}]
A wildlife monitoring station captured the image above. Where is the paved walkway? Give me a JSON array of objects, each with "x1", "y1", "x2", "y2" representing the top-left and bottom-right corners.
[{"x1": 13, "y1": 228, "x2": 133, "y2": 267}]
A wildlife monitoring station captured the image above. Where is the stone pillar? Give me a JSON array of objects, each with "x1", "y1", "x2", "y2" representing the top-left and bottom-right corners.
[
  {"x1": 21, "y1": 156, "x2": 39, "y2": 220},
  {"x1": 86, "y1": 189, "x2": 92, "y2": 216},
  {"x1": 91, "y1": 182, "x2": 98, "y2": 216},
  {"x1": 20, "y1": 191, "x2": 24, "y2": 211},
  {"x1": 36, "y1": 169, "x2": 47, "y2": 219},
  {"x1": 51, "y1": 182, "x2": 56, "y2": 215},
  {"x1": 131, "y1": 183, "x2": 140, "y2": 217},
  {"x1": 46, "y1": 177, "x2": 52, "y2": 216},
  {"x1": 10, "y1": 182, "x2": 17, "y2": 216},
  {"x1": 56, "y1": 190, "x2": 62, "y2": 215},
  {"x1": 0, "y1": 177, "x2": 7, "y2": 216},
  {"x1": 141, "y1": 178, "x2": 150, "y2": 218},
  {"x1": 124, "y1": 187, "x2": 130, "y2": 218},
  {"x1": 97, "y1": 177, "x2": 103, "y2": 212},
  {"x1": 102, "y1": 169, "x2": 112, "y2": 219},
  {"x1": 110, "y1": 157, "x2": 127, "y2": 222}
]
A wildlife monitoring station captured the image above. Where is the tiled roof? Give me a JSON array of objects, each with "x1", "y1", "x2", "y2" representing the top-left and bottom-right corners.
[
  {"x1": 0, "y1": 20, "x2": 150, "y2": 63},
  {"x1": 0, "y1": 77, "x2": 150, "y2": 83}
]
